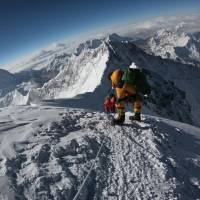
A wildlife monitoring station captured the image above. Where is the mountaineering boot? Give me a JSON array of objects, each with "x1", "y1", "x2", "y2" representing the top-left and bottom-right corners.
[
  {"x1": 129, "y1": 113, "x2": 141, "y2": 122},
  {"x1": 112, "y1": 105, "x2": 125, "y2": 125},
  {"x1": 112, "y1": 114, "x2": 125, "y2": 125}
]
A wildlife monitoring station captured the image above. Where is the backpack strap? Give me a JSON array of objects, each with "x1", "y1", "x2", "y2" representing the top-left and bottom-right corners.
[{"x1": 117, "y1": 73, "x2": 124, "y2": 88}]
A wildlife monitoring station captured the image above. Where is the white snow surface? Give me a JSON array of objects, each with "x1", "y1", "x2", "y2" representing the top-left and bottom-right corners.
[{"x1": 0, "y1": 106, "x2": 199, "y2": 199}]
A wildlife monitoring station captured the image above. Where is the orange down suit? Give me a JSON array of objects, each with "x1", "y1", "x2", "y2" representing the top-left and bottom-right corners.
[{"x1": 111, "y1": 69, "x2": 142, "y2": 115}]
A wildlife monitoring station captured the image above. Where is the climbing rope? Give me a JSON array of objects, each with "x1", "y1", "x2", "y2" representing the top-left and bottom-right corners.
[{"x1": 72, "y1": 123, "x2": 109, "y2": 200}]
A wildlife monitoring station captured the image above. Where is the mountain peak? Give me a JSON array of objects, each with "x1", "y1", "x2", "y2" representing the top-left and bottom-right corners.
[
  {"x1": 105, "y1": 33, "x2": 130, "y2": 43},
  {"x1": 155, "y1": 28, "x2": 189, "y2": 42}
]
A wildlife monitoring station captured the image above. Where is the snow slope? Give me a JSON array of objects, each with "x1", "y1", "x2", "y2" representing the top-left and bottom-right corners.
[
  {"x1": 25, "y1": 40, "x2": 109, "y2": 103},
  {"x1": 0, "y1": 106, "x2": 199, "y2": 199},
  {"x1": 0, "y1": 38, "x2": 108, "y2": 105}
]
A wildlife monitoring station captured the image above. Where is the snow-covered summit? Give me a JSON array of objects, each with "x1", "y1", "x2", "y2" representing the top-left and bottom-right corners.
[
  {"x1": 0, "y1": 106, "x2": 199, "y2": 199},
  {"x1": 105, "y1": 33, "x2": 131, "y2": 43}
]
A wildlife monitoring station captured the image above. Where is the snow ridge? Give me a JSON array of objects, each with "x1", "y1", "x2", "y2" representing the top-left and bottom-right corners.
[{"x1": 0, "y1": 106, "x2": 199, "y2": 199}]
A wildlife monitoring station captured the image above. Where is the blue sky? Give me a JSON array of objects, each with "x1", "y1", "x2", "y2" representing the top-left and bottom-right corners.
[{"x1": 0, "y1": 0, "x2": 200, "y2": 67}]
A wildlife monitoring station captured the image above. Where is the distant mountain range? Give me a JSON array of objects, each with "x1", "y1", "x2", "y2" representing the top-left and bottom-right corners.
[{"x1": 135, "y1": 28, "x2": 200, "y2": 67}]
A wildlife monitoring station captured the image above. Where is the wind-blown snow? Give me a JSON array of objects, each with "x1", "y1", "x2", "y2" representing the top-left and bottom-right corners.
[{"x1": 0, "y1": 106, "x2": 199, "y2": 199}]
